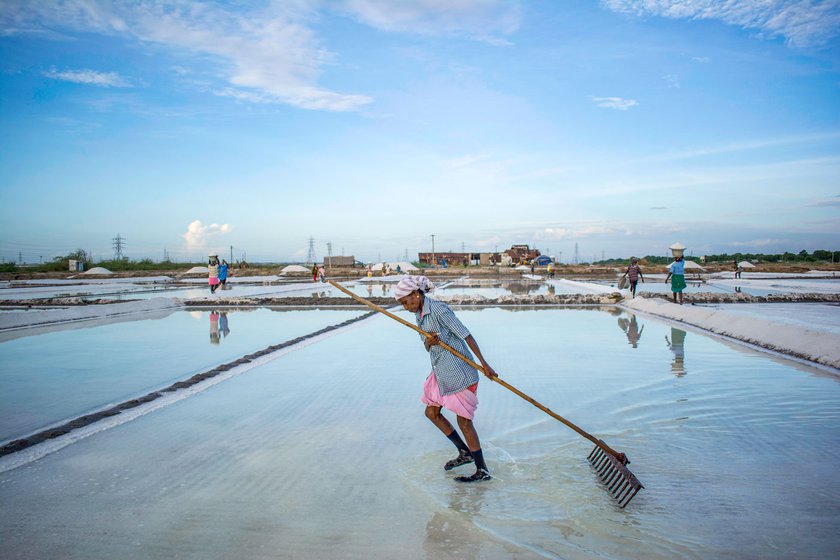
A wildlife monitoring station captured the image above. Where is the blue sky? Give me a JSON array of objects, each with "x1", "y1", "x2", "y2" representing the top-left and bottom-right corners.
[{"x1": 1, "y1": 0, "x2": 838, "y2": 264}]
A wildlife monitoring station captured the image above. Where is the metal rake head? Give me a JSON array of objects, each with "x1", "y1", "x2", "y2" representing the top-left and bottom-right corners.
[{"x1": 587, "y1": 444, "x2": 644, "y2": 508}]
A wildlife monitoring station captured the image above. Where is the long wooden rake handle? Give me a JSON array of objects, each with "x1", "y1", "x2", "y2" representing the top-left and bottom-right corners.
[{"x1": 328, "y1": 280, "x2": 627, "y2": 462}]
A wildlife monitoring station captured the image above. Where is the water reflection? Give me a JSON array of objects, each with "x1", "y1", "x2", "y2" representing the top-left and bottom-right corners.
[
  {"x1": 220, "y1": 312, "x2": 230, "y2": 338},
  {"x1": 666, "y1": 327, "x2": 687, "y2": 376},
  {"x1": 618, "y1": 314, "x2": 644, "y2": 348},
  {"x1": 424, "y1": 483, "x2": 489, "y2": 559},
  {"x1": 209, "y1": 310, "x2": 231, "y2": 344}
]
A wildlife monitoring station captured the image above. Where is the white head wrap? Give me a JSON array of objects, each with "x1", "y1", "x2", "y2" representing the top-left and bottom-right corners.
[{"x1": 394, "y1": 275, "x2": 434, "y2": 300}]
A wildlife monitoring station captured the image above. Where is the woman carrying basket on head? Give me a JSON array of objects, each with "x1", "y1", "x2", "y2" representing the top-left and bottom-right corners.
[{"x1": 395, "y1": 275, "x2": 498, "y2": 482}]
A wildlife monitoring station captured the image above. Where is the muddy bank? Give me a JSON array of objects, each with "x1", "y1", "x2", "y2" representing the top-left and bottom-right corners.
[
  {"x1": 0, "y1": 297, "x2": 132, "y2": 306},
  {"x1": 182, "y1": 293, "x2": 625, "y2": 306}
]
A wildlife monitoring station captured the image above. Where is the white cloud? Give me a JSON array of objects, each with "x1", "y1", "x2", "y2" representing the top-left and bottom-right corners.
[
  {"x1": 339, "y1": 0, "x2": 521, "y2": 43},
  {"x1": 183, "y1": 220, "x2": 232, "y2": 252},
  {"x1": 662, "y1": 74, "x2": 680, "y2": 88},
  {"x1": 591, "y1": 96, "x2": 638, "y2": 110},
  {"x1": 43, "y1": 68, "x2": 131, "y2": 87},
  {"x1": 692, "y1": 56, "x2": 711, "y2": 63},
  {"x1": 1, "y1": 1, "x2": 372, "y2": 112},
  {"x1": 601, "y1": 0, "x2": 840, "y2": 47}
]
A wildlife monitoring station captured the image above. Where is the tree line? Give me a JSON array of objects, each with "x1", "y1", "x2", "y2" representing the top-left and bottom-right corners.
[{"x1": 597, "y1": 249, "x2": 838, "y2": 265}]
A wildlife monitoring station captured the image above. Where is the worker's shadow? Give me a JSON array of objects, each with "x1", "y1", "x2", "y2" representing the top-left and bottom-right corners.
[{"x1": 423, "y1": 481, "x2": 490, "y2": 559}]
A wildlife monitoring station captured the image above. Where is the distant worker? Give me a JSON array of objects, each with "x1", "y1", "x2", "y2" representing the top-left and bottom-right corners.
[
  {"x1": 312, "y1": 263, "x2": 319, "y2": 282},
  {"x1": 219, "y1": 259, "x2": 229, "y2": 288},
  {"x1": 665, "y1": 254, "x2": 686, "y2": 304},
  {"x1": 208, "y1": 254, "x2": 221, "y2": 294},
  {"x1": 620, "y1": 257, "x2": 645, "y2": 298},
  {"x1": 318, "y1": 264, "x2": 326, "y2": 283},
  {"x1": 734, "y1": 259, "x2": 742, "y2": 279}
]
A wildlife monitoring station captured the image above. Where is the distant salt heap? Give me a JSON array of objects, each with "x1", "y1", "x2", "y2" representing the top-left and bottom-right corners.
[
  {"x1": 81, "y1": 267, "x2": 113, "y2": 275},
  {"x1": 184, "y1": 266, "x2": 209, "y2": 275},
  {"x1": 280, "y1": 265, "x2": 310, "y2": 275}
]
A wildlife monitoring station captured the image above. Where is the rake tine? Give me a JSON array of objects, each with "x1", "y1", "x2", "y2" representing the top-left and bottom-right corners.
[{"x1": 587, "y1": 443, "x2": 645, "y2": 508}]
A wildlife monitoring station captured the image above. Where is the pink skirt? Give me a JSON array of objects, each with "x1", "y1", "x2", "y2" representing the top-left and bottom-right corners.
[
  {"x1": 421, "y1": 373, "x2": 478, "y2": 420},
  {"x1": 208, "y1": 277, "x2": 220, "y2": 286}
]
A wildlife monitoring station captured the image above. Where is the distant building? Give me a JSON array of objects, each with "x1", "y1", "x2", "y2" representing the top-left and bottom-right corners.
[
  {"x1": 418, "y1": 252, "x2": 470, "y2": 266},
  {"x1": 325, "y1": 256, "x2": 355, "y2": 267},
  {"x1": 504, "y1": 244, "x2": 541, "y2": 264}
]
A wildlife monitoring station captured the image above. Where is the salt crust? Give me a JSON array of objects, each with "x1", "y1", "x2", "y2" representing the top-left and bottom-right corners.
[
  {"x1": 0, "y1": 298, "x2": 183, "y2": 331},
  {"x1": 623, "y1": 297, "x2": 840, "y2": 371}
]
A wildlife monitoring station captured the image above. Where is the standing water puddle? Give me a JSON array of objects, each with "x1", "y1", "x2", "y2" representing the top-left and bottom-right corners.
[
  {"x1": 0, "y1": 308, "x2": 364, "y2": 443},
  {"x1": 0, "y1": 307, "x2": 837, "y2": 558}
]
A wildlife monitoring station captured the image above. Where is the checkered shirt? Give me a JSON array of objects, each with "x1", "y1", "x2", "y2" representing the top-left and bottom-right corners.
[{"x1": 416, "y1": 296, "x2": 479, "y2": 396}]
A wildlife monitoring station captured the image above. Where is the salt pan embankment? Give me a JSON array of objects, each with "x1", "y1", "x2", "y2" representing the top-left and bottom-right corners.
[
  {"x1": 622, "y1": 297, "x2": 840, "y2": 370},
  {"x1": 0, "y1": 298, "x2": 183, "y2": 331}
]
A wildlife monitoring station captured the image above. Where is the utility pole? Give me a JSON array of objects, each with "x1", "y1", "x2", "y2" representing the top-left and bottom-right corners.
[
  {"x1": 574, "y1": 243, "x2": 579, "y2": 265},
  {"x1": 18, "y1": 251, "x2": 23, "y2": 264},
  {"x1": 558, "y1": 251, "x2": 562, "y2": 264},
  {"x1": 326, "y1": 242, "x2": 333, "y2": 269},
  {"x1": 230, "y1": 245, "x2": 234, "y2": 263},
  {"x1": 431, "y1": 234, "x2": 436, "y2": 268}
]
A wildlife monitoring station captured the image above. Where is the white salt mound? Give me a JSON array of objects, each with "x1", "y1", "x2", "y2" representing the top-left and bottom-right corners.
[
  {"x1": 184, "y1": 266, "x2": 209, "y2": 275},
  {"x1": 280, "y1": 265, "x2": 310, "y2": 275},
  {"x1": 81, "y1": 267, "x2": 112, "y2": 275}
]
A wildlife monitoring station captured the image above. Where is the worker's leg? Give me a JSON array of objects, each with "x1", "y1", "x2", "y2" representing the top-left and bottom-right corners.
[{"x1": 454, "y1": 415, "x2": 490, "y2": 481}]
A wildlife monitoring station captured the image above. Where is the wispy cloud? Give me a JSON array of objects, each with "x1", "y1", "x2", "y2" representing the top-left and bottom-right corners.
[
  {"x1": 1, "y1": 1, "x2": 372, "y2": 111},
  {"x1": 536, "y1": 225, "x2": 633, "y2": 240},
  {"x1": 692, "y1": 56, "x2": 711, "y2": 63},
  {"x1": 662, "y1": 74, "x2": 680, "y2": 88},
  {"x1": 601, "y1": 0, "x2": 840, "y2": 47},
  {"x1": 591, "y1": 96, "x2": 638, "y2": 110},
  {"x1": 729, "y1": 238, "x2": 791, "y2": 247},
  {"x1": 809, "y1": 195, "x2": 840, "y2": 207},
  {"x1": 444, "y1": 153, "x2": 493, "y2": 170},
  {"x1": 43, "y1": 68, "x2": 131, "y2": 87},
  {"x1": 338, "y1": 0, "x2": 521, "y2": 44}
]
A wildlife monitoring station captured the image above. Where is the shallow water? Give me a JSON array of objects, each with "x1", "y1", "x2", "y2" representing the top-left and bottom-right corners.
[
  {"x1": 0, "y1": 308, "x2": 364, "y2": 443},
  {"x1": 0, "y1": 307, "x2": 838, "y2": 559}
]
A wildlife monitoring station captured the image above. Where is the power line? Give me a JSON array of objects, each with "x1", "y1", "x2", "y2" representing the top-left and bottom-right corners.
[
  {"x1": 112, "y1": 233, "x2": 125, "y2": 260},
  {"x1": 306, "y1": 236, "x2": 316, "y2": 265}
]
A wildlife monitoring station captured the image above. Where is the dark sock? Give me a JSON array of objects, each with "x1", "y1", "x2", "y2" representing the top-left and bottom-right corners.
[
  {"x1": 471, "y1": 449, "x2": 488, "y2": 472},
  {"x1": 446, "y1": 430, "x2": 470, "y2": 454}
]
